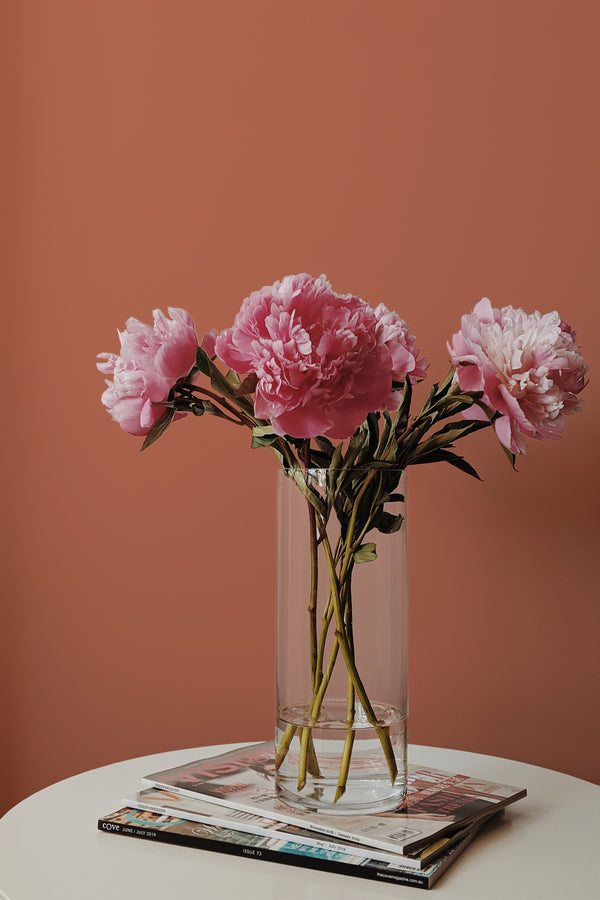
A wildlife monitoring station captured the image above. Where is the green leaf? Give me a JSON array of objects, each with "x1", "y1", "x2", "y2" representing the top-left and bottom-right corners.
[
  {"x1": 251, "y1": 425, "x2": 278, "y2": 449},
  {"x1": 195, "y1": 346, "x2": 211, "y2": 376},
  {"x1": 196, "y1": 348, "x2": 249, "y2": 412},
  {"x1": 365, "y1": 412, "x2": 380, "y2": 460},
  {"x1": 226, "y1": 369, "x2": 242, "y2": 390},
  {"x1": 199, "y1": 353, "x2": 237, "y2": 399},
  {"x1": 435, "y1": 367, "x2": 457, "y2": 399},
  {"x1": 500, "y1": 442, "x2": 517, "y2": 470},
  {"x1": 421, "y1": 381, "x2": 438, "y2": 412},
  {"x1": 377, "y1": 410, "x2": 393, "y2": 457},
  {"x1": 329, "y1": 441, "x2": 343, "y2": 470},
  {"x1": 421, "y1": 419, "x2": 490, "y2": 450},
  {"x1": 315, "y1": 436, "x2": 335, "y2": 456},
  {"x1": 443, "y1": 454, "x2": 482, "y2": 480},
  {"x1": 309, "y1": 450, "x2": 334, "y2": 468},
  {"x1": 441, "y1": 419, "x2": 490, "y2": 437},
  {"x1": 392, "y1": 378, "x2": 412, "y2": 435},
  {"x1": 210, "y1": 367, "x2": 235, "y2": 397},
  {"x1": 252, "y1": 424, "x2": 276, "y2": 437},
  {"x1": 233, "y1": 373, "x2": 258, "y2": 396},
  {"x1": 331, "y1": 428, "x2": 367, "y2": 503},
  {"x1": 435, "y1": 392, "x2": 485, "y2": 420},
  {"x1": 344, "y1": 427, "x2": 368, "y2": 470},
  {"x1": 357, "y1": 459, "x2": 402, "y2": 471},
  {"x1": 412, "y1": 448, "x2": 482, "y2": 480},
  {"x1": 375, "y1": 511, "x2": 404, "y2": 534},
  {"x1": 326, "y1": 441, "x2": 345, "y2": 502},
  {"x1": 287, "y1": 468, "x2": 328, "y2": 518},
  {"x1": 140, "y1": 408, "x2": 176, "y2": 451},
  {"x1": 456, "y1": 391, "x2": 484, "y2": 403},
  {"x1": 354, "y1": 543, "x2": 378, "y2": 563},
  {"x1": 251, "y1": 435, "x2": 278, "y2": 448},
  {"x1": 202, "y1": 400, "x2": 232, "y2": 420},
  {"x1": 381, "y1": 440, "x2": 398, "y2": 463}
]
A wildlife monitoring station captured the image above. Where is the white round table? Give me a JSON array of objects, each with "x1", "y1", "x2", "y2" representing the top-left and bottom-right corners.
[{"x1": 0, "y1": 743, "x2": 598, "y2": 899}]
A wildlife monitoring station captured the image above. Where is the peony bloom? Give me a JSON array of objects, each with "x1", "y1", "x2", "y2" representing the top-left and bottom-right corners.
[
  {"x1": 97, "y1": 308, "x2": 198, "y2": 435},
  {"x1": 214, "y1": 274, "x2": 425, "y2": 440},
  {"x1": 374, "y1": 303, "x2": 428, "y2": 382},
  {"x1": 200, "y1": 329, "x2": 218, "y2": 358},
  {"x1": 448, "y1": 298, "x2": 588, "y2": 454}
]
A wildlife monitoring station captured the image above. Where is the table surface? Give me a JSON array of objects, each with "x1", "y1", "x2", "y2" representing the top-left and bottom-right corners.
[{"x1": 0, "y1": 743, "x2": 598, "y2": 900}]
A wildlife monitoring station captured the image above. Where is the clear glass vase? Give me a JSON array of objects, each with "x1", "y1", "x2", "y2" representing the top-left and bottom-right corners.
[{"x1": 275, "y1": 466, "x2": 408, "y2": 815}]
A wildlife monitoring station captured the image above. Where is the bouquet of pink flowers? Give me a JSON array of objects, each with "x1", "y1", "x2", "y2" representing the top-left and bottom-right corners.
[{"x1": 98, "y1": 273, "x2": 588, "y2": 802}]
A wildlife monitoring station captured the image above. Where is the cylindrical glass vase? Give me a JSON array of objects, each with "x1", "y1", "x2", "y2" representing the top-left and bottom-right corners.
[{"x1": 275, "y1": 466, "x2": 408, "y2": 815}]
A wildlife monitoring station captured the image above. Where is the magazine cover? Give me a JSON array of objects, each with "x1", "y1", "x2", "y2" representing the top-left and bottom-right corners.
[
  {"x1": 123, "y1": 787, "x2": 493, "y2": 871},
  {"x1": 98, "y1": 805, "x2": 495, "y2": 890},
  {"x1": 142, "y1": 741, "x2": 526, "y2": 855}
]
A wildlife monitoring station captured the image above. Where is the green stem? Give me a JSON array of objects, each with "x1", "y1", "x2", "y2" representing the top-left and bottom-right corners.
[
  {"x1": 335, "y1": 683, "x2": 355, "y2": 802},
  {"x1": 314, "y1": 597, "x2": 334, "y2": 689},
  {"x1": 296, "y1": 638, "x2": 341, "y2": 789},
  {"x1": 306, "y1": 732, "x2": 321, "y2": 780},
  {"x1": 302, "y1": 443, "x2": 319, "y2": 693},
  {"x1": 323, "y1": 535, "x2": 398, "y2": 789},
  {"x1": 275, "y1": 724, "x2": 297, "y2": 770},
  {"x1": 340, "y1": 474, "x2": 377, "y2": 580},
  {"x1": 274, "y1": 453, "x2": 332, "y2": 783},
  {"x1": 336, "y1": 581, "x2": 356, "y2": 803},
  {"x1": 276, "y1": 725, "x2": 321, "y2": 782},
  {"x1": 179, "y1": 383, "x2": 253, "y2": 427},
  {"x1": 296, "y1": 727, "x2": 322, "y2": 787},
  {"x1": 302, "y1": 447, "x2": 323, "y2": 781},
  {"x1": 273, "y1": 448, "x2": 322, "y2": 786},
  {"x1": 332, "y1": 623, "x2": 398, "y2": 787},
  {"x1": 296, "y1": 533, "x2": 349, "y2": 789},
  {"x1": 313, "y1": 534, "x2": 344, "y2": 690}
]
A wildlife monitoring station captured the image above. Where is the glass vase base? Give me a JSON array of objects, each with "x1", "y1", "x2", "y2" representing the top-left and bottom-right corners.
[
  {"x1": 276, "y1": 777, "x2": 407, "y2": 816},
  {"x1": 275, "y1": 704, "x2": 407, "y2": 815}
]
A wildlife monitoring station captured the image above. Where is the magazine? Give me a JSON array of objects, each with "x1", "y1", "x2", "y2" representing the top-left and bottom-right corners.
[
  {"x1": 142, "y1": 741, "x2": 526, "y2": 856},
  {"x1": 123, "y1": 787, "x2": 495, "y2": 871},
  {"x1": 98, "y1": 805, "x2": 496, "y2": 890}
]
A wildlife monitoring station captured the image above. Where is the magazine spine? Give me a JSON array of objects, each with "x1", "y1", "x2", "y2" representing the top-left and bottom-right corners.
[
  {"x1": 97, "y1": 818, "x2": 432, "y2": 889},
  {"x1": 124, "y1": 796, "x2": 423, "y2": 870}
]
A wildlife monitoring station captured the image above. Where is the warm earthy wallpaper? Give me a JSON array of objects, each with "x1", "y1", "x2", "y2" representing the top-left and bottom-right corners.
[{"x1": 2, "y1": 0, "x2": 599, "y2": 817}]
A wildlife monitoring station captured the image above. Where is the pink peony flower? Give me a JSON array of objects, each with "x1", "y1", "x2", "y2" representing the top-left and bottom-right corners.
[
  {"x1": 448, "y1": 298, "x2": 588, "y2": 454},
  {"x1": 374, "y1": 303, "x2": 428, "y2": 382},
  {"x1": 214, "y1": 274, "x2": 424, "y2": 440},
  {"x1": 200, "y1": 329, "x2": 218, "y2": 358},
  {"x1": 97, "y1": 308, "x2": 198, "y2": 435}
]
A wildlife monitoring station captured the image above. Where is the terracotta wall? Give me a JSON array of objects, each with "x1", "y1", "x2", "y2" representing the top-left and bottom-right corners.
[{"x1": 2, "y1": 0, "x2": 599, "y2": 817}]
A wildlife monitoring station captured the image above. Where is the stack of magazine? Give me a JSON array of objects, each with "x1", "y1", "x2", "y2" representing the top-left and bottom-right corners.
[{"x1": 98, "y1": 741, "x2": 526, "y2": 890}]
